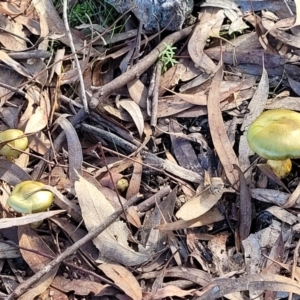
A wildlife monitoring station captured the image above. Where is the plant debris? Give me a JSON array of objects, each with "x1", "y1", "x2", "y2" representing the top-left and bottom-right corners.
[{"x1": 1, "y1": 0, "x2": 300, "y2": 299}]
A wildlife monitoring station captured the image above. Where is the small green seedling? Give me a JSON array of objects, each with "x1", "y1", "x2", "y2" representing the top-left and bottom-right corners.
[{"x1": 159, "y1": 43, "x2": 178, "y2": 73}]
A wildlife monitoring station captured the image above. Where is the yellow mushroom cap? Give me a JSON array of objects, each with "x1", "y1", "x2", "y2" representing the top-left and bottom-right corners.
[
  {"x1": 0, "y1": 129, "x2": 28, "y2": 159},
  {"x1": 247, "y1": 109, "x2": 300, "y2": 160},
  {"x1": 7, "y1": 181, "x2": 53, "y2": 214}
]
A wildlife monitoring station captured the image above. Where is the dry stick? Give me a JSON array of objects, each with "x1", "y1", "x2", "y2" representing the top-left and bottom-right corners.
[
  {"x1": 62, "y1": 0, "x2": 89, "y2": 113},
  {"x1": 8, "y1": 50, "x2": 51, "y2": 60},
  {"x1": 1, "y1": 240, "x2": 118, "y2": 289},
  {"x1": 135, "y1": 185, "x2": 171, "y2": 213},
  {"x1": 150, "y1": 61, "x2": 162, "y2": 127},
  {"x1": 6, "y1": 194, "x2": 142, "y2": 300},
  {"x1": 89, "y1": 26, "x2": 194, "y2": 108},
  {"x1": 81, "y1": 123, "x2": 202, "y2": 183}
]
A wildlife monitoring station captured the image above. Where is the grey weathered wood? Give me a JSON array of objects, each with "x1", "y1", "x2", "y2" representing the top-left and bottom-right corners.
[{"x1": 104, "y1": 0, "x2": 194, "y2": 32}]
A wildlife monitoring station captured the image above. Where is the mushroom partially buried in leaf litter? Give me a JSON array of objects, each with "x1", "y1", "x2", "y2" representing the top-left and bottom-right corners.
[
  {"x1": 247, "y1": 109, "x2": 300, "y2": 178},
  {"x1": 0, "y1": 129, "x2": 28, "y2": 161},
  {"x1": 7, "y1": 181, "x2": 53, "y2": 214}
]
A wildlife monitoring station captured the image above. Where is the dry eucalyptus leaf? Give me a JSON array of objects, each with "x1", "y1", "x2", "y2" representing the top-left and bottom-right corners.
[
  {"x1": 24, "y1": 106, "x2": 48, "y2": 134},
  {"x1": 0, "y1": 50, "x2": 32, "y2": 78},
  {"x1": 127, "y1": 79, "x2": 148, "y2": 109},
  {"x1": 176, "y1": 178, "x2": 234, "y2": 221},
  {"x1": 99, "y1": 263, "x2": 142, "y2": 300},
  {"x1": 151, "y1": 285, "x2": 196, "y2": 300},
  {"x1": 208, "y1": 232, "x2": 230, "y2": 276},
  {"x1": 188, "y1": 9, "x2": 224, "y2": 73},
  {"x1": 0, "y1": 15, "x2": 27, "y2": 51},
  {"x1": 0, "y1": 210, "x2": 64, "y2": 229},
  {"x1": 75, "y1": 174, "x2": 150, "y2": 266},
  {"x1": 118, "y1": 100, "x2": 144, "y2": 138},
  {"x1": 32, "y1": 0, "x2": 87, "y2": 52},
  {"x1": 207, "y1": 64, "x2": 239, "y2": 187},
  {"x1": 18, "y1": 225, "x2": 59, "y2": 300},
  {"x1": 55, "y1": 116, "x2": 83, "y2": 180},
  {"x1": 157, "y1": 207, "x2": 224, "y2": 231},
  {"x1": 51, "y1": 276, "x2": 107, "y2": 296},
  {"x1": 266, "y1": 206, "x2": 297, "y2": 225}
]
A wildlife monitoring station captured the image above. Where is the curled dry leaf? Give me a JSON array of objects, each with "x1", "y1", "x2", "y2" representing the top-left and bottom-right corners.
[
  {"x1": 207, "y1": 64, "x2": 239, "y2": 187},
  {"x1": 127, "y1": 79, "x2": 148, "y2": 109},
  {"x1": 75, "y1": 174, "x2": 150, "y2": 266},
  {"x1": 176, "y1": 178, "x2": 235, "y2": 221},
  {"x1": 188, "y1": 9, "x2": 224, "y2": 73},
  {"x1": 99, "y1": 263, "x2": 142, "y2": 300},
  {"x1": 24, "y1": 106, "x2": 48, "y2": 134},
  {"x1": 118, "y1": 100, "x2": 144, "y2": 138},
  {"x1": 126, "y1": 153, "x2": 142, "y2": 200},
  {"x1": 55, "y1": 116, "x2": 83, "y2": 180},
  {"x1": 32, "y1": 0, "x2": 87, "y2": 52}
]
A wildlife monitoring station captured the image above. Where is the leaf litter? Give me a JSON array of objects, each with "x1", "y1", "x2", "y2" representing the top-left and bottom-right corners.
[{"x1": 1, "y1": 0, "x2": 300, "y2": 299}]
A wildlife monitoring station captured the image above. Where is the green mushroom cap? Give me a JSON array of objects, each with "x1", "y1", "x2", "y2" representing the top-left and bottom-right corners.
[
  {"x1": 7, "y1": 181, "x2": 53, "y2": 214},
  {"x1": 247, "y1": 109, "x2": 300, "y2": 160}
]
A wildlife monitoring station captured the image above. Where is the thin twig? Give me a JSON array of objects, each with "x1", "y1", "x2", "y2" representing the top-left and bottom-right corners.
[
  {"x1": 62, "y1": 0, "x2": 89, "y2": 113},
  {"x1": 0, "y1": 240, "x2": 119, "y2": 289},
  {"x1": 98, "y1": 143, "x2": 129, "y2": 224},
  {"x1": 150, "y1": 61, "x2": 162, "y2": 127},
  {"x1": 90, "y1": 26, "x2": 194, "y2": 108},
  {"x1": 6, "y1": 194, "x2": 142, "y2": 300}
]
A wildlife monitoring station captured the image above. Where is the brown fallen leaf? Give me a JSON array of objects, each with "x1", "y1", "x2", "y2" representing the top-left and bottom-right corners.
[
  {"x1": 24, "y1": 106, "x2": 48, "y2": 134},
  {"x1": 99, "y1": 263, "x2": 142, "y2": 300},
  {"x1": 263, "y1": 233, "x2": 285, "y2": 299},
  {"x1": 51, "y1": 276, "x2": 107, "y2": 296},
  {"x1": 127, "y1": 79, "x2": 148, "y2": 109},
  {"x1": 188, "y1": 9, "x2": 224, "y2": 74},
  {"x1": 207, "y1": 64, "x2": 239, "y2": 187},
  {"x1": 0, "y1": 15, "x2": 27, "y2": 51},
  {"x1": 0, "y1": 50, "x2": 32, "y2": 78},
  {"x1": 208, "y1": 232, "x2": 231, "y2": 276},
  {"x1": 32, "y1": 0, "x2": 89, "y2": 52},
  {"x1": 126, "y1": 153, "x2": 142, "y2": 200},
  {"x1": 75, "y1": 174, "x2": 149, "y2": 266},
  {"x1": 18, "y1": 225, "x2": 59, "y2": 300},
  {"x1": 194, "y1": 273, "x2": 300, "y2": 300},
  {"x1": 156, "y1": 207, "x2": 224, "y2": 231},
  {"x1": 176, "y1": 178, "x2": 235, "y2": 221},
  {"x1": 0, "y1": 211, "x2": 64, "y2": 229},
  {"x1": 50, "y1": 217, "x2": 99, "y2": 260},
  {"x1": 55, "y1": 116, "x2": 83, "y2": 180},
  {"x1": 150, "y1": 285, "x2": 196, "y2": 300},
  {"x1": 118, "y1": 100, "x2": 144, "y2": 138}
]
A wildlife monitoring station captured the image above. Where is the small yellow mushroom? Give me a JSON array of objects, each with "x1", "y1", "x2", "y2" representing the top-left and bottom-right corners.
[
  {"x1": 116, "y1": 178, "x2": 129, "y2": 193},
  {"x1": 0, "y1": 129, "x2": 28, "y2": 160},
  {"x1": 247, "y1": 109, "x2": 300, "y2": 178},
  {"x1": 7, "y1": 181, "x2": 53, "y2": 214}
]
